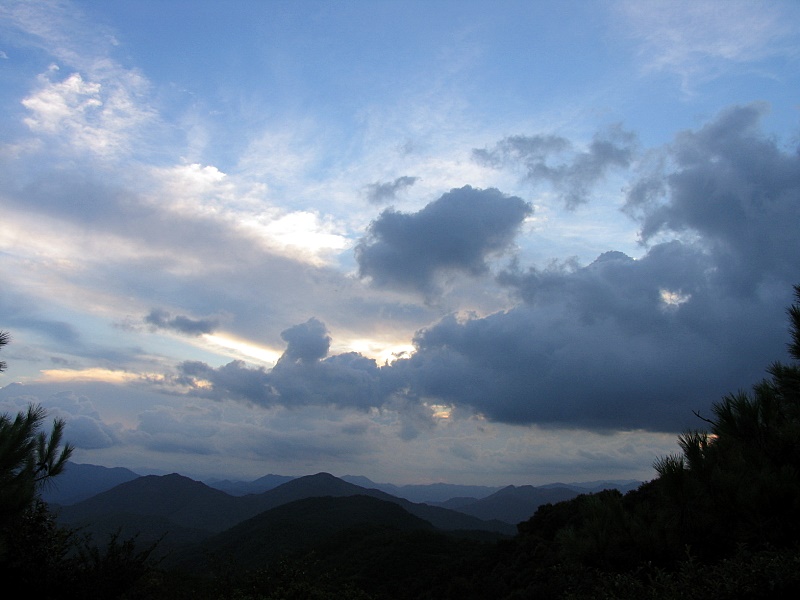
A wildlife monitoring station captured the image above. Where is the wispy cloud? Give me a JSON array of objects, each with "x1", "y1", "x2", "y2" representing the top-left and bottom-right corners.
[
  {"x1": 365, "y1": 175, "x2": 419, "y2": 204},
  {"x1": 616, "y1": 0, "x2": 799, "y2": 89},
  {"x1": 473, "y1": 125, "x2": 637, "y2": 209},
  {"x1": 21, "y1": 66, "x2": 154, "y2": 157}
]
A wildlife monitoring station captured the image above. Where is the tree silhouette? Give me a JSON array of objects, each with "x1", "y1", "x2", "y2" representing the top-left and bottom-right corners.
[
  {"x1": 653, "y1": 285, "x2": 800, "y2": 555},
  {"x1": 0, "y1": 331, "x2": 74, "y2": 572},
  {"x1": 0, "y1": 405, "x2": 74, "y2": 528},
  {"x1": 0, "y1": 330, "x2": 8, "y2": 373}
]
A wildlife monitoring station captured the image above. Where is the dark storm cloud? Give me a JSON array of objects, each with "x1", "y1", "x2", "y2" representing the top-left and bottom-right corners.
[
  {"x1": 269, "y1": 352, "x2": 382, "y2": 409},
  {"x1": 365, "y1": 175, "x2": 419, "y2": 204},
  {"x1": 625, "y1": 103, "x2": 800, "y2": 294},
  {"x1": 144, "y1": 308, "x2": 219, "y2": 336},
  {"x1": 175, "y1": 318, "x2": 383, "y2": 410},
  {"x1": 474, "y1": 125, "x2": 637, "y2": 208},
  {"x1": 177, "y1": 359, "x2": 275, "y2": 405},
  {"x1": 398, "y1": 244, "x2": 781, "y2": 432},
  {"x1": 163, "y1": 105, "x2": 798, "y2": 435},
  {"x1": 355, "y1": 185, "x2": 532, "y2": 295},
  {"x1": 279, "y1": 318, "x2": 330, "y2": 363},
  {"x1": 396, "y1": 105, "x2": 799, "y2": 431}
]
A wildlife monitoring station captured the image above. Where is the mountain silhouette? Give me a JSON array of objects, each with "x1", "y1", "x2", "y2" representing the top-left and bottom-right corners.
[
  {"x1": 206, "y1": 473, "x2": 294, "y2": 496},
  {"x1": 340, "y1": 475, "x2": 501, "y2": 503},
  {"x1": 56, "y1": 471, "x2": 516, "y2": 552},
  {"x1": 445, "y1": 484, "x2": 583, "y2": 524},
  {"x1": 170, "y1": 494, "x2": 436, "y2": 571},
  {"x1": 57, "y1": 473, "x2": 250, "y2": 533},
  {"x1": 42, "y1": 462, "x2": 140, "y2": 506}
]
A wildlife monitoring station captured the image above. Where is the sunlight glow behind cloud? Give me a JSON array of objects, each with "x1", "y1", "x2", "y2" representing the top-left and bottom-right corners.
[{"x1": 201, "y1": 334, "x2": 282, "y2": 366}]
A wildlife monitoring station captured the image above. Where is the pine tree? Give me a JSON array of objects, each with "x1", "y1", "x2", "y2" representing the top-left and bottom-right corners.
[
  {"x1": 0, "y1": 331, "x2": 74, "y2": 561},
  {"x1": 654, "y1": 285, "x2": 800, "y2": 554}
]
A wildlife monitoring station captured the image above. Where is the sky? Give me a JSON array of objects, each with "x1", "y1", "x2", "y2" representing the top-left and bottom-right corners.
[{"x1": 1, "y1": 0, "x2": 799, "y2": 487}]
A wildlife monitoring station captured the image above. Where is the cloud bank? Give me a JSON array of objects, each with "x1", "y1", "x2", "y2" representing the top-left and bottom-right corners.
[{"x1": 160, "y1": 105, "x2": 799, "y2": 435}]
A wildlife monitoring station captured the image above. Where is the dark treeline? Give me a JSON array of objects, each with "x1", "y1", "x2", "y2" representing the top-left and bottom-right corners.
[{"x1": 2, "y1": 287, "x2": 800, "y2": 599}]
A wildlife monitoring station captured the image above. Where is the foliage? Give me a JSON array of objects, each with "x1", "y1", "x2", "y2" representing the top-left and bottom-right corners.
[
  {"x1": 0, "y1": 330, "x2": 8, "y2": 373},
  {"x1": 1, "y1": 332, "x2": 161, "y2": 599},
  {"x1": 0, "y1": 404, "x2": 74, "y2": 529},
  {"x1": 650, "y1": 285, "x2": 800, "y2": 558},
  {"x1": 560, "y1": 546, "x2": 800, "y2": 600}
]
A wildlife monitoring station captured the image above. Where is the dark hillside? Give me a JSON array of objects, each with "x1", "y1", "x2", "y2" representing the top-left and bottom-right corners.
[
  {"x1": 169, "y1": 494, "x2": 435, "y2": 571},
  {"x1": 237, "y1": 472, "x2": 515, "y2": 535},
  {"x1": 57, "y1": 473, "x2": 248, "y2": 533}
]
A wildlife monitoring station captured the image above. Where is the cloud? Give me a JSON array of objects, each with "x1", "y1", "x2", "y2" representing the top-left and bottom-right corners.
[
  {"x1": 176, "y1": 360, "x2": 274, "y2": 405},
  {"x1": 365, "y1": 175, "x2": 419, "y2": 204},
  {"x1": 177, "y1": 105, "x2": 797, "y2": 433},
  {"x1": 0, "y1": 289, "x2": 145, "y2": 368},
  {"x1": 144, "y1": 308, "x2": 219, "y2": 336},
  {"x1": 0, "y1": 385, "x2": 121, "y2": 450},
  {"x1": 149, "y1": 105, "x2": 799, "y2": 435},
  {"x1": 269, "y1": 352, "x2": 383, "y2": 410},
  {"x1": 355, "y1": 185, "x2": 532, "y2": 295},
  {"x1": 0, "y1": 381, "x2": 378, "y2": 474},
  {"x1": 175, "y1": 351, "x2": 385, "y2": 412},
  {"x1": 615, "y1": 0, "x2": 799, "y2": 88},
  {"x1": 21, "y1": 65, "x2": 155, "y2": 157},
  {"x1": 63, "y1": 413, "x2": 117, "y2": 449},
  {"x1": 393, "y1": 104, "x2": 800, "y2": 431},
  {"x1": 625, "y1": 103, "x2": 800, "y2": 295},
  {"x1": 136, "y1": 405, "x2": 220, "y2": 455},
  {"x1": 278, "y1": 318, "x2": 331, "y2": 364},
  {"x1": 473, "y1": 125, "x2": 637, "y2": 208},
  {"x1": 0, "y1": 161, "x2": 386, "y2": 357},
  {"x1": 172, "y1": 318, "x2": 383, "y2": 411},
  {"x1": 395, "y1": 247, "x2": 717, "y2": 431}
]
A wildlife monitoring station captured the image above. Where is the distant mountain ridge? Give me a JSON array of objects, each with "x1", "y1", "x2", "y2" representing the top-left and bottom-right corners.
[
  {"x1": 49, "y1": 462, "x2": 641, "y2": 510},
  {"x1": 436, "y1": 484, "x2": 583, "y2": 524},
  {"x1": 42, "y1": 462, "x2": 141, "y2": 505},
  {"x1": 56, "y1": 471, "x2": 519, "y2": 556},
  {"x1": 205, "y1": 473, "x2": 295, "y2": 496},
  {"x1": 340, "y1": 475, "x2": 502, "y2": 503}
]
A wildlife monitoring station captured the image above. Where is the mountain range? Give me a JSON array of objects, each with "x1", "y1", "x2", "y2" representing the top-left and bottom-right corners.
[
  {"x1": 44, "y1": 462, "x2": 640, "y2": 509},
  {"x1": 46, "y1": 462, "x2": 642, "y2": 565}
]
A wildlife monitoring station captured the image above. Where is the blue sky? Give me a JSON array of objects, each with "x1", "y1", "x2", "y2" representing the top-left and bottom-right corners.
[{"x1": 1, "y1": 0, "x2": 799, "y2": 486}]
